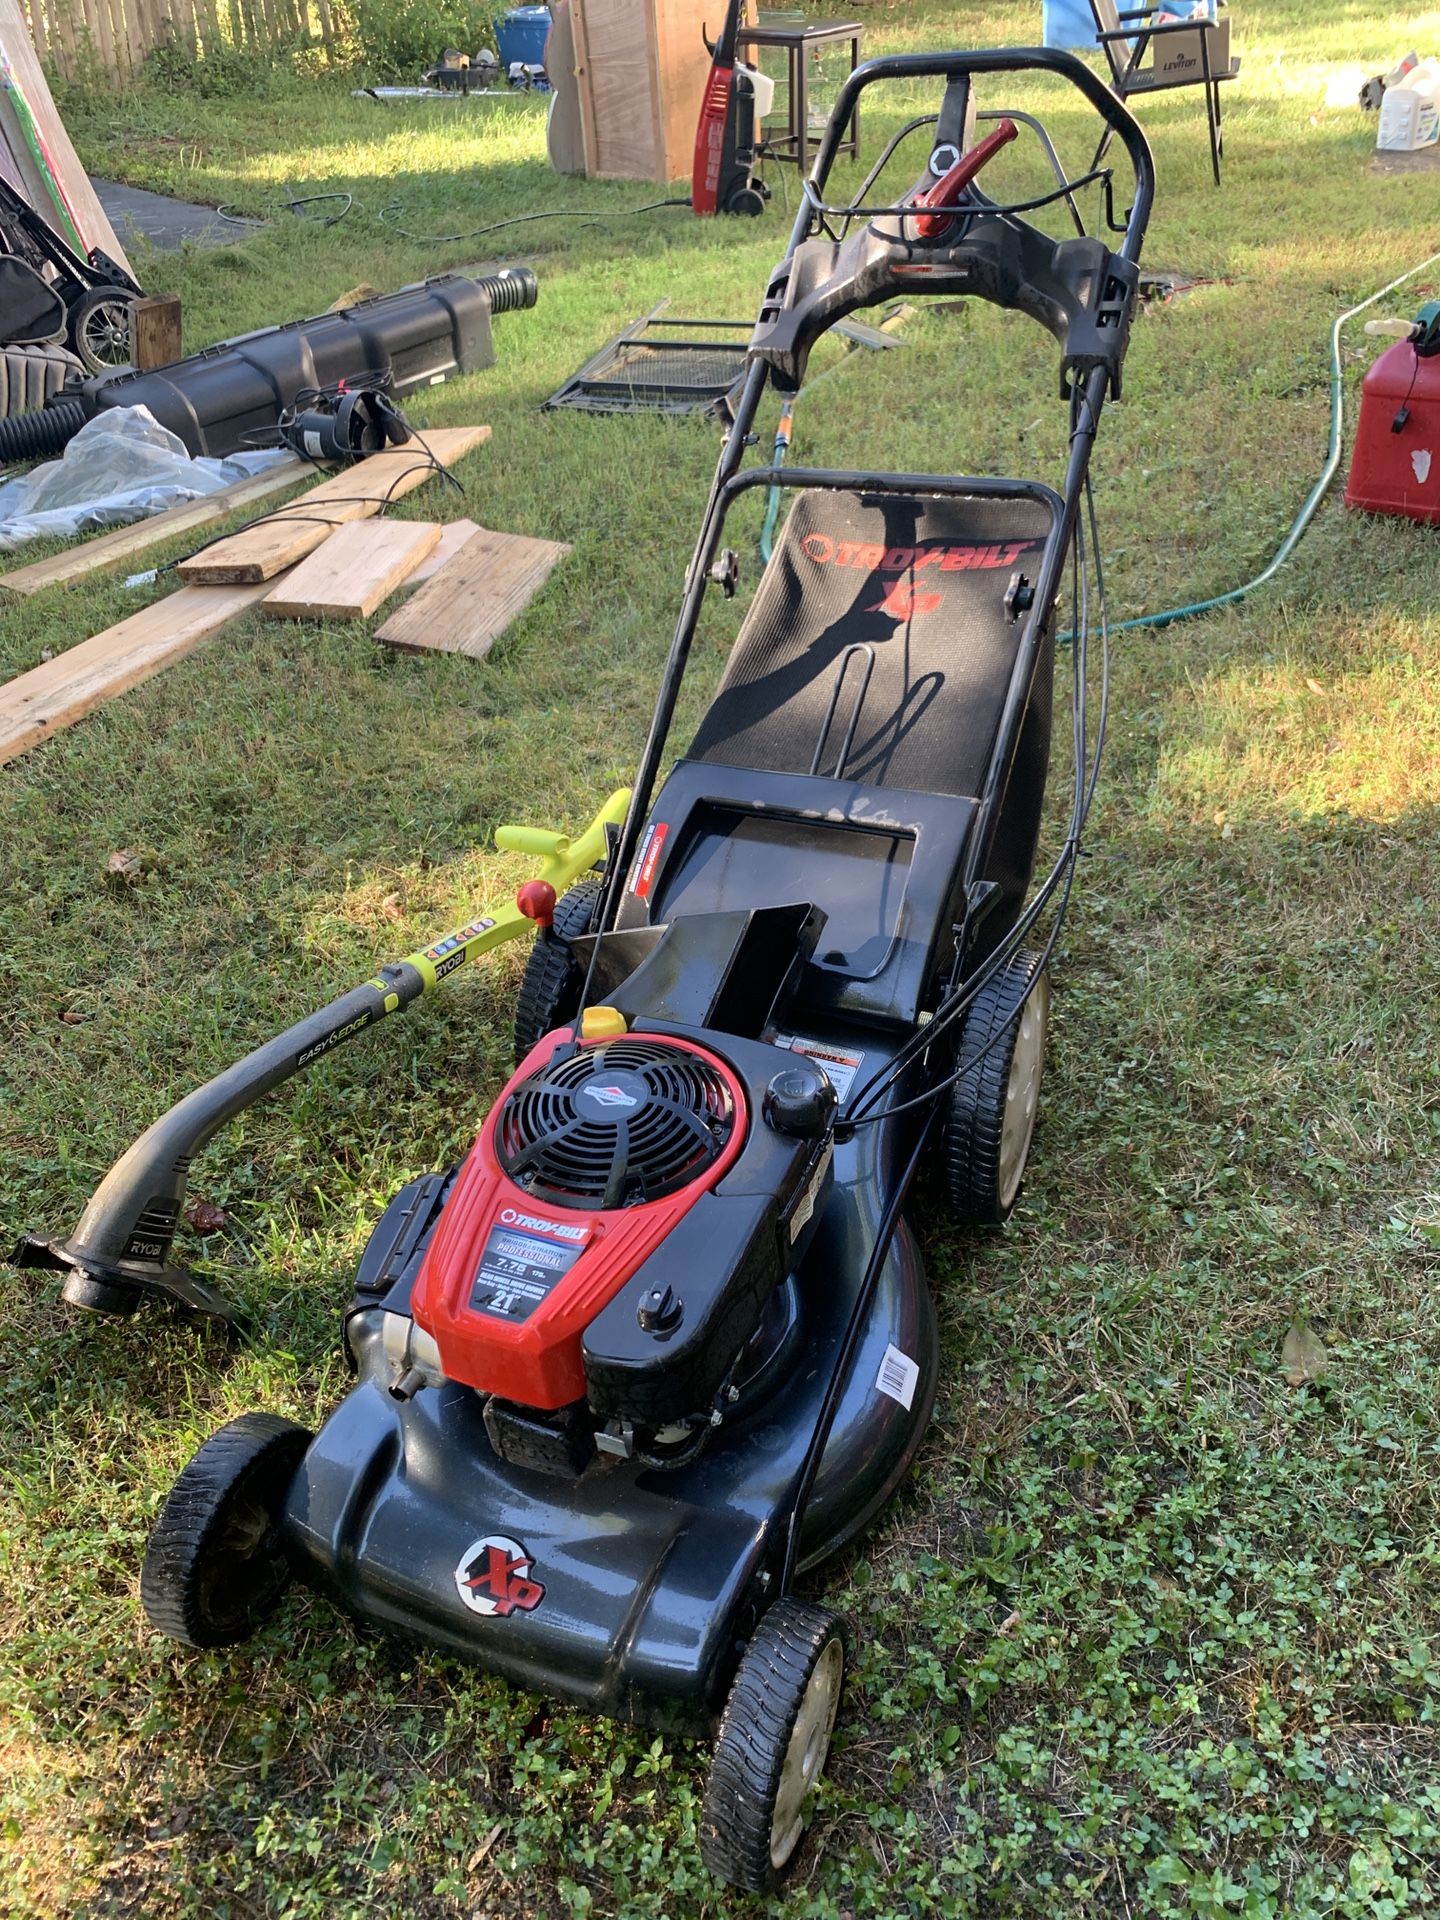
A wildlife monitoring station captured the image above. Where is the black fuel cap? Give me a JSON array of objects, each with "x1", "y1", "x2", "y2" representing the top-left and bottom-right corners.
[
  {"x1": 637, "y1": 1284, "x2": 683, "y2": 1334},
  {"x1": 763, "y1": 1062, "x2": 838, "y2": 1138}
]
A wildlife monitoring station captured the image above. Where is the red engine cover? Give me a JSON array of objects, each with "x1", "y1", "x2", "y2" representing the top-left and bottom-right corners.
[
  {"x1": 411, "y1": 1032, "x2": 747, "y2": 1409},
  {"x1": 1344, "y1": 338, "x2": 1440, "y2": 523}
]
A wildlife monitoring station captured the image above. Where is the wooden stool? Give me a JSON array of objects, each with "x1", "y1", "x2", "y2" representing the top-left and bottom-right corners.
[{"x1": 738, "y1": 18, "x2": 863, "y2": 170}]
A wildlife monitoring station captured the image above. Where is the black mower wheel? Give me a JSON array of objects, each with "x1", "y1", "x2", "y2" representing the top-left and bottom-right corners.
[
  {"x1": 937, "y1": 949, "x2": 1050, "y2": 1226},
  {"x1": 69, "y1": 285, "x2": 140, "y2": 373},
  {"x1": 700, "y1": 1599, "x2": 847, "y2": 1893},
  {"x1": 140, "y1": 1412, "x2": 312, "y2": 1648},
  {"x1": 725, "y1": 184, "x2": 768, "y2": 217},
  {"x1": 512, "y1": 875, "x2": 603, "y2": 1066}
]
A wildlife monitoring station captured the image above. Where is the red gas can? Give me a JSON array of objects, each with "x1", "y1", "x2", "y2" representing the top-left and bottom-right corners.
[{"x1": 1344, "y1": 337, "x2": 1440, "y2": 523}]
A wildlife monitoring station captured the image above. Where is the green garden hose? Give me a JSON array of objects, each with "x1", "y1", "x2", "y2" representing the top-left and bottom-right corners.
[{"x1": 1089, "y1": 246, "x2": 1440, "y2": 638}]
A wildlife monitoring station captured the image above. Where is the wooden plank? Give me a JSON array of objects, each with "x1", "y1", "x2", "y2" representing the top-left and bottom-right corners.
[
  {"x1": 545, "y1": 0, "x2": 585, "y2": 175},
  {"x1": 191, "y1": 0, "x2": 220, "y2": 58},
  {"x1": 176, "y1": 426, "x2": 490, "y2": 585},
  {"x1": 571, "y1": 0, "x2": 662, "y2": 181},
  {"x1": 376, "y1": 525, "x2": 570, "y2": 660},
  {"x1": 404, "y1": 517, "x2": 480, "y2": 587},
  {"x1": 85, "y1": 0, "x2": 120, "y2": 84},
  {"x1": 48, "y1": 0, "x2": 82, "y2": 74},
  {"x1": 24, "y1": 0, "x2": 49, "y2": 62},
  {"x1": 261, "y1": 518, "x2": 441, "y2": 621},
  {"x1": 116, "y1": 0, "x2": 151, "y2": 75},
  {"x1": 0, "y1": 457, "x2": 309, "y2": 598},
  {"x1": 0, "y1": 0, "x2": 132, "y2": 267},
  {"x1": 568, "y1": 0, "x2": 600, "y2": 176},
  {"x1": 0, "y1": 578, "x2": 275, "y2": 765},
  {"x1": 653, "y1": 0, "x2": 715, "y2": 182},
  {"x1": 129, "y1": 291, "x2": 183, "y2": 368}
]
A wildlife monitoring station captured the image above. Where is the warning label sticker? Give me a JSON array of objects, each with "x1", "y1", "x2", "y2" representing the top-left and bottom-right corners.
[
  {"x1": 629, "y1": 822, "x2": 669, "y2": 899},
  {"x1": 470, "y1": 1217, "x2": 587, "y2": 1322},
  {"x1": 772, "y1": 1033, "x2": 865, "y2": 1102}
]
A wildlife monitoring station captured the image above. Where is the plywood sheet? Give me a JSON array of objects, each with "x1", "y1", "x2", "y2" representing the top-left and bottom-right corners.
[
  {"x1": 261, "y1": 519, "x2": 442, "y2": 620},
  {"x1": 0, "y1": 459, "x2": 309, "y2": 598},
  {"x1": 176, "y1": 426, "x2": 490, "y2": 585},
  {"x1": 0, "y1": 0, "x2": 132, "y2": 270},
  {"x1": 406, "y1": 518, "x2": 482, "y2": 587},
  {"x1": 0, "y1": 578, "x2": 272, "y2": 765},
  {"x1": 375, "y1": 525, "x2": 570, "y2": 660}
]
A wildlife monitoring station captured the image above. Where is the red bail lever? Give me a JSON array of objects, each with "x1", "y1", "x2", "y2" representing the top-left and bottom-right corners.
[{"x1": 911, "y1": 118, "x2": 1019, "y2": 240}]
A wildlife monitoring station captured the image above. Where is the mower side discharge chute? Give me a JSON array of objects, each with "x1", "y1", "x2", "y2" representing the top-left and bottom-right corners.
[{"x1": 11, "y1": 791, "x2": 629, "y2": 1325}]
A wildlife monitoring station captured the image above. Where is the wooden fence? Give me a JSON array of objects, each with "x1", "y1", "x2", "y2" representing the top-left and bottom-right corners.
[{"x1": 21, "y1": 0, "x2": 339, "y2": 81}]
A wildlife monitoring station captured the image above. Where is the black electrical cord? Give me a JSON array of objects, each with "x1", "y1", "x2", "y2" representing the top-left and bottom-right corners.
[
  {"x1": 373, "y1": 196, "x2": 690, "y2": 246},
  {"x1": 162, "y1": 432, "x2": 464, "y2": 575},
  {"x1": 215, "y1": 188, "x2": 356, "y2": 228},
  {"x1": 808, "y1": 166, "x2": 1113, "y2": 228}
]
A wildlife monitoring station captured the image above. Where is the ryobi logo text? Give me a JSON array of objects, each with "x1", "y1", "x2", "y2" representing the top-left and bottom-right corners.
[{"x1": 801, "y1": 534, "x2": 1036, "y2": 573}]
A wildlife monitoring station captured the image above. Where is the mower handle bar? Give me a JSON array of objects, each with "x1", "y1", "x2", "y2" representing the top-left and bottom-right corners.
[{"x1": 796, "y1": 46, "x2": 1154, "y2": 265}]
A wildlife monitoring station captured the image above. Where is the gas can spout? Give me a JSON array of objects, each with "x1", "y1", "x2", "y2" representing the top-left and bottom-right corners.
[{"x1": 1364, "y1": 300, "x2": 1440, "y2": 356}]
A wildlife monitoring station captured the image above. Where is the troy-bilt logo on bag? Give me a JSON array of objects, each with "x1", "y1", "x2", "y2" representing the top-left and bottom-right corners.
[
  {"x1": 802, "y1": 533, "x2": 1036, "y2": 574},
  {"x1": 455, "y1": 1535, "x2": 546, "y2": 1617}
]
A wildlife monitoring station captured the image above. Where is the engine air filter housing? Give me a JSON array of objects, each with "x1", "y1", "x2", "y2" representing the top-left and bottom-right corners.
[{"x1": 495, "y1": 1039, "x2": 736, "y2": 1211}]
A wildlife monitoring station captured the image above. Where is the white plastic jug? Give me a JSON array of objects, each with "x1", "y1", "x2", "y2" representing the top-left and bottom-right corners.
[{"x1": 1377, "y1": 60, "x2": 1440, "y2": 151}]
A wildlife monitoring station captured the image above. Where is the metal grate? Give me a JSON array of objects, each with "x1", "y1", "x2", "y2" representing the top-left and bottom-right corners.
[{"x1": 545, "y1": 303, "x2": 751, "y2": 416}]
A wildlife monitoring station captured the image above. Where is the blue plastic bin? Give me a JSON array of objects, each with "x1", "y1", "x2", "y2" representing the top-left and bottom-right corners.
[
  {"x1": 1042, "y1": 0, "x2": 1214, "y2": 50},
  {"x1": 1042, "y1": 0, "x2": 1098, "y2": 48},
  {"x1": 495, "y1": 5, "x2": 551, "y2": 69}
]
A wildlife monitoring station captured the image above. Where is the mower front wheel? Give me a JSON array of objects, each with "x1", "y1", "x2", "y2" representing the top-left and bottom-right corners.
[
  {"x1": 512, "y1": 876, "x2": 602, "y2": 1066},
  {"x1": 938, "y1": 949, "x2": 1050, "y2": 1225},
  {"x1": 700, "y1": 1599, "x2": 846, "y2": 1893},
  {"x1": 140, "y1": 1412, "x2": 311, "y2": 1648}
]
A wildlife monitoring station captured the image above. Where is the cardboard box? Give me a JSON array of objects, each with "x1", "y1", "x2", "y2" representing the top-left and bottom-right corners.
[{"x1": 1137, "y1": 15, "x2": 1230, "y2": 83}]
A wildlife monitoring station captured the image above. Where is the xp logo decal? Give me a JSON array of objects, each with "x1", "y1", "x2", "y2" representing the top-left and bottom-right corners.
[
  {"x1": 868, "y1": 581, "x2": 943, "y2": 621},
  {"x1": 455, "y1": 1535, "x2": 546, "y2": 1617}
]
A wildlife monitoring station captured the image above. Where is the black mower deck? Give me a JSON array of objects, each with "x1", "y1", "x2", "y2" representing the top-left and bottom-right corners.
[{"x1": 690, "y1": 485, "x2": 1059, "y2": 798}]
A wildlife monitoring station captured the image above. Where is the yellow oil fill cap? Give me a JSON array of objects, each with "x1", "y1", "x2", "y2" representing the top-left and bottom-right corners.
[{"x1": 580, "y1": 1006, "x2": 628, "y2": 1039}]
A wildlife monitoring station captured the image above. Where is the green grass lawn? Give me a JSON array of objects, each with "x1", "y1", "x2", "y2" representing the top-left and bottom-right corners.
[{"x1": 4, "y1": 1, "x2": 1440, "y2": 1913}]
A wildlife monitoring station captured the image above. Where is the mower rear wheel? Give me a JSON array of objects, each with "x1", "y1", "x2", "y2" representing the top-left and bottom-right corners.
[
  {"x1": 69, "y1": 285, "x2": 140, "y2": 373},
  {"x1": 140, "y1": 1412, "x2": 311, "y2": 1648},
  {"x1": 512, "y1": 876, "x2": 602, "y2": 1066},
  {"x1": 937, "y1": 949, "x2": 1050, "y2": 1225},
  {"x1": 700, "y1": 1599, "x2": 846, "y2": 1893}
]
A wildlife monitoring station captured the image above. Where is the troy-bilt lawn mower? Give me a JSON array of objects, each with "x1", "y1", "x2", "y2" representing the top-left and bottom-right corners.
[{"x1": 18, "y1": 47, "x2": 1152, "y2": 1892}]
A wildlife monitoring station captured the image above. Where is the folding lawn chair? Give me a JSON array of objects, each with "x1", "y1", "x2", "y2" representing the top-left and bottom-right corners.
[{"x1": 1088, "y1": 0, "x2": 1239, "y2": 185}]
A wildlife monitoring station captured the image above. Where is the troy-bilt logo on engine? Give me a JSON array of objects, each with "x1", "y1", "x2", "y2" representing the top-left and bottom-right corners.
[
  {"x1": 455, "y1": 1535, "x2": 546, "y2": 1617},
  {"x1": 498, "y1": 1207, "x2": 587, "y2": 1241}
]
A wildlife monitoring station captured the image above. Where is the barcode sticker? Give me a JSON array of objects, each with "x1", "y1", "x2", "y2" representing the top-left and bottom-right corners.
[{"x1": 876, "y1": 1344, "x2": 919, "y2": 1410}]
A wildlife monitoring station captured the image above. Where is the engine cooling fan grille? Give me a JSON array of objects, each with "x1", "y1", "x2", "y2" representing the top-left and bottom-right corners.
[{"x1": 495, "y1": 1039, "x2": 738, "y2": 1211}]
